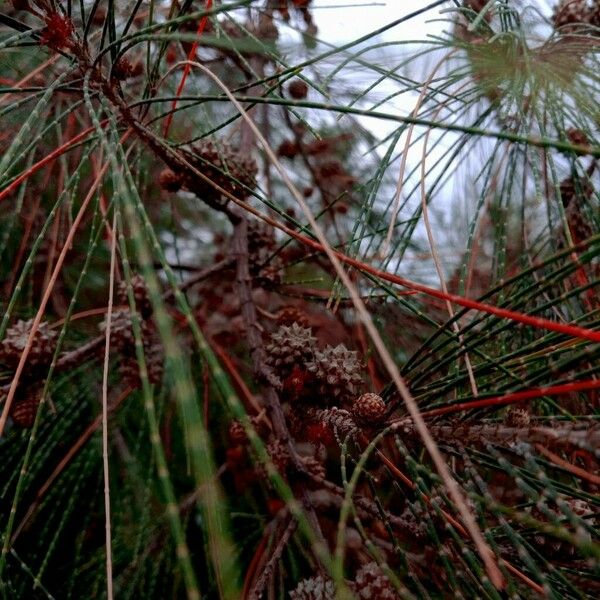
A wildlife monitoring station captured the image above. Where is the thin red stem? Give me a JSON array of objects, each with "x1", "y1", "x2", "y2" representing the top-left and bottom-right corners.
[
  {"x1": 221, "y1": 202, "x2": 600, "y2": 343},
  {"x1": 163, "y1": 0, "x2": 212, "y2": 137},
  {"x1": 0, "y1": 121, "x2": 108, "y2": 204},
  {"x1": 417, "y1": 378, "x2": 600, "y2": 420}
]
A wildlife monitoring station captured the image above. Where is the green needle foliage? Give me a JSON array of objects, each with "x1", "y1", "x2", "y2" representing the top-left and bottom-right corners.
[{"x1": 0, "y1": 1, "x2": 598, "y2": 599}]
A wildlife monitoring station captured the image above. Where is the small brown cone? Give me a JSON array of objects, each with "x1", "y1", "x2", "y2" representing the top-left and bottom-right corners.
[
  {"x1": 275, "y1": 306, "x2": 310, "y2": 327},
  {"x1": 288, "y1": 79, "x2": 308, "y2": 99},
  {"x1": 351, "y1": 393, "x2": 387, "y2": 425},
  {"x1": 8, "y1": 385, "x2": 43, "y2": 428},
  {"x1": 504, "y1": 406, "x2": 531, "y2": 428},
  {"x1": 159, "y1": 168, "x2": 183, "y2": 192},
  {"x1": 228, "y1": 420, "x2": 247, "y2": 446}
]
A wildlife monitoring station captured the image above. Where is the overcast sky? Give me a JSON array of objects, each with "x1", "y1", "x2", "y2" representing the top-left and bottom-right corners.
[{"x1": 311, "y1": 0, "x2": 440, "y2": 42}]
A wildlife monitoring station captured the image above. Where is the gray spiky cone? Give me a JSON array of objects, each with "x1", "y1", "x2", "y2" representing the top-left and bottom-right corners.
[
  {"x1": 0, "y1": 319, "x2": 58, "y2": 371},
  {"x1": 266, "y1": 323, "x2": 317, "y2": 377},
  {"x1": 352, "y1": 562, "x2": 399, "y2": 600},
  {"x1": 289, "y1": 575, "x2": 335, "y2": 600},
  {"x1": 306, "y1": 344, "x2": 363, "y2": 404}
]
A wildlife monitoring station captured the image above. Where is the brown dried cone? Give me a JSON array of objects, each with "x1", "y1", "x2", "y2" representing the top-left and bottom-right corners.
[
  {"x1": 228, "y1": 420, "x2": 247, "y2": 446},
  {"x1": 247, "y1": 219, "x2": 276, "y2": 269},
  {"x1": 351, "y1": 393, "x2": 387, "y2": 426},
  {"x1": 99, "y1": 310, "x2": 163, "y2": 387},
  {"x1": 552, "y1": 0, "x2": 591, "y2": 32},
  {"x1": 288, "y1": 79, "x2": 308, "y2": 99},
  {"x1": 558, "y1": 174, "x2": 594, "y2": 208},
  {"x1": 257, "y1": 13, "x2": 279, "y2": 40},
  {"x1": 565, "y1": 201, "x2": 595, "y2": 246},
  {"x1": 305, "y1": 344, "x2": 363, "y2": 404},
  {"x1": 503, "y1": 406, "x2": 531, "y2": 428},
  {"x1": 3, "y1": 384, "x2": 44, "y2": 428},
  {"x1": 566, "y1": 127, "x2": 590, "y2": 148},
  {"x1": 299, "y1": 454, "x2": 326, "y2": 481},
  {"x1": 352, "y1": 562, "x2": 399, "y2": 600},
  {"x1": 265, "y1": 323, "x2": 317, "y2": 378},
  {"x1": 289, "y1": 575, "x2": 336, "y2": 600},
  {"x1": 305, "y1": 407, "x2": 358, "y2": 441},
  {"x1": 591, "y1": 1, "x2": 600, "y2": 27},
  {"x1": 158, "y1": 168, "x2": 183, "y2": 192},
  {"x1": 254, "y1": 263, "x2": 283, "y2": 288},
  {"x1": 275, "y1": 306, "x2": 310, "y2": 328},
  {"x1": 112, "y1": 57, "x2": 142, "y2": 80},
  {"x1": 277, "y1": 139, "x2": 299, "y2": 158},
  {"x1": 179, "y1": 139, "x2": 258, "y2": 203},
  {"x1": 117, "y1": 274, "x2": 153, "y2": 320},
  {"x1": 0, "y1": 319, "x2": 58, "y2": 372}
]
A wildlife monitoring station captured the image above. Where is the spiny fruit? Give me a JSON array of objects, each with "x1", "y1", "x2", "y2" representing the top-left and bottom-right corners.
[
  {"x1": 351, "y1": 393, "x2": 387, "y2": 425},
  {"x1": 306, "y1": 344, "x2": 363, "y2": 404},
  {"x1": 289, "y1": 575, "x2": 335, "y2": 600},
  {"x1": 352, "y1": 562, "x2": 399, "y2": 599},
  {"x1": 0, "y1": 319, "x2": 58, "y2": 372},
  {"x1": 266, "y1": 323, "x2": 317, "y2": 377}
]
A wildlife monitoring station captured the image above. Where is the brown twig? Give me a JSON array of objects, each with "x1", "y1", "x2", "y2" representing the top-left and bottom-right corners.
[
  {"x1": 248, "y1": 516, "x2": 296, "y2": 600},
  {"x1": 534, "y1": 443, "x2": 600, "y2": 485}
]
